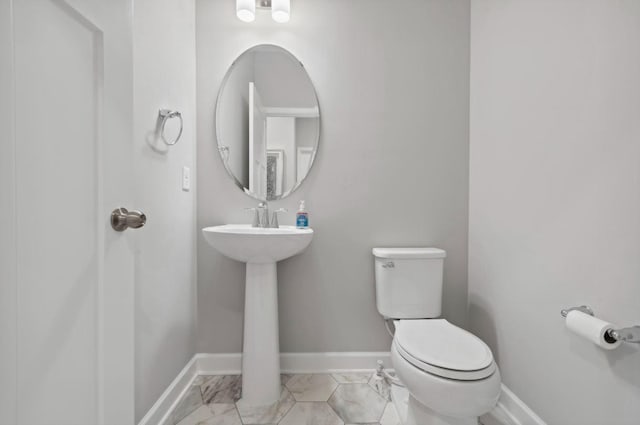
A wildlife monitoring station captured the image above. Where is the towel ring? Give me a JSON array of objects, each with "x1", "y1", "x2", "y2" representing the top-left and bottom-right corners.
[{"x1": 159, "y1": 109, "x2": 183, "y2": 146}]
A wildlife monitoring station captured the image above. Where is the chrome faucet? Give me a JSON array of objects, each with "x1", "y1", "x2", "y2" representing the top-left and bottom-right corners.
[
  {"x1": 245, "y1": 202, "x2": 269, "y2": 228},
  {"x1": 269, "y1": 208, "x2": 287, "y2": 228},
  {"x1": 245, "y1": 202, "x2": 286, "y2": 228},
  {"x1": 257, "y1": 202, "x2": 269, "y2": 227}
]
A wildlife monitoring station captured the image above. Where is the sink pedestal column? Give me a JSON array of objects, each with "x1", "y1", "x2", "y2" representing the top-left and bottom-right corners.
[{"x1": 242, "y1": 262, "x2": 281, "y2": 405}]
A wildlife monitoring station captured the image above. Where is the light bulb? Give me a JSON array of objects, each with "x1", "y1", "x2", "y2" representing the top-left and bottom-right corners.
[
  {"x1": 271, "y1": 0, "x2": 290, "y2": 23},
  {"x1": 236, "y1": 0, "x2": 255, "y2": 22}
]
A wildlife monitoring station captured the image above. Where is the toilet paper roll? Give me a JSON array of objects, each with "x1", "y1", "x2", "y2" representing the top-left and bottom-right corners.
[{"x1": 565, "y1": 311, "x2": 621, "y2": 350}]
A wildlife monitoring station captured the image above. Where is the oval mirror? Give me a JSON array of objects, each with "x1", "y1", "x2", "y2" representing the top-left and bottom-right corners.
[{"x1": 215, "y1": 45, "x2": 320, "y2": 201}]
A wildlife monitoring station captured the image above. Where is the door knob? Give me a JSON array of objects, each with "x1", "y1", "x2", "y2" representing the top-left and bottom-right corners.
[{"x1": 111, "y1": 207, "x2": 146, "y2": 232}]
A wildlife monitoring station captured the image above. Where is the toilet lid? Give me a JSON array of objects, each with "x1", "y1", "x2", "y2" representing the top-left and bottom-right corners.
[{"x1": 395, "y1": 319, "x2": 495, "y2": 380}]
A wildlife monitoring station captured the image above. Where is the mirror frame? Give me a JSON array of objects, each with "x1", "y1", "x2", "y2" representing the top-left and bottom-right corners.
[{"x1": 214, "y1": 44, "x2": 321, "y2": 201}]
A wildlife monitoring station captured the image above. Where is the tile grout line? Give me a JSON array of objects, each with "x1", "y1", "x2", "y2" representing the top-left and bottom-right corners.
[
  {"x1": 325, "y1": 376, "x2": 345, "y2": 425},
  {"x1": 275, "y1": 387, "x2": 296, "y2": 424},
  {"x1": 177, "y1": 373, "x2": 391, "y2": 425},
  {"x1": 171, "y1": 372, "x2": 510, "y2": 425},
  {"x1": 234, "y1": 397, "x2": 245, "y2": 425}
]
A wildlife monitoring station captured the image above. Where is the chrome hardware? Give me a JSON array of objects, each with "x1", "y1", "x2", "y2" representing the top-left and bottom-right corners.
[
  {"x1": 608, "y1": 326, "x2": 640, "y2": 343},
  {"x1": 561, "y1": 305, "x2": 640, "y2": 344},
  {"x1": 158, "y1": 109, "x2": 183, "y2": 146},
  {"x1": 111, "y1": 208, "x2": 146, "y2": 232},
  {"x1": 269, "y1": 208, "x2": 287, "y2": 228},
  {"x1": 560, "y1": 305, "x2": 594, "y2": 318},
  {"x1": 382, "y1": 261, "x2": 395, "y2": 269},
  {"x1": 245, "y1": 202, "x2": 271, "y2": 228},
  {"x1": 257, "y1": 202, "x2": 269, "y2": 227},
  {"x1": 245, "y1": 202, "x2": 287, "y2": 228}
]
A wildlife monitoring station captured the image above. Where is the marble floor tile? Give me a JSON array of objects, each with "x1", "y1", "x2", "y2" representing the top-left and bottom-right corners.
[
  {"x1": 176, "y1": 405, "x2": 214, "y2": 425},
  {"x1": 279, "y1": 402, "x2": 344, "y2": 425},
  {"x1": 280, "y1": 374, "x2": 293, "y2": 386},
  {"x1": 176, "y1": 404, "x2": 242, "y2": 425},
  {"x1": 165, "y1": 373, "x2": 509, "y2": 425},
  {"x1": 379, "y1": 403, "x2": 401, "y2": 425},
  {"x1": 327, "y1": 384, "x2": 387, "y2": 424},
  {"x1": 208, "y1": 404, "x2": 243, "y2": 425},
  {"x1": 171, "y1": 385, "x2": 204, "y2": 424},
  {"x1": 201, "y1": 375, "x2": 242, "y2": 404},
  {"x1": 330, "y1": 372, "x2": 371, "y2": 384},
  {"x1": 389, "y1": 383, "x2": 409, "y2": 424},
  {"x1": 285, "y1": 374, "x2": 338, "y2": 402},
  {"x1": 236, "y1": 387, "x2": 295, "y2": 424},
  {"x1": 192, "y1": 375, "x2": 209, "y2": 386}
]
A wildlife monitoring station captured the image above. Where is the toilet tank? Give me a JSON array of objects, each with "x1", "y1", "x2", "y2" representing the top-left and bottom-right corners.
[{"x1": 373, "y1": 247, "x2": 446, "y2": 319}]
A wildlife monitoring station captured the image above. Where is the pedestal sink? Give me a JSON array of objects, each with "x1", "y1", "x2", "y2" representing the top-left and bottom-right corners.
[{"x1": 202, "y1": 224, "x2": 313, "y2": 405}]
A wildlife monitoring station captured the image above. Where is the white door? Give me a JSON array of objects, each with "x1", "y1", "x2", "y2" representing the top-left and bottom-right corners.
[
  {"x1": 0, "y1": 0, "x2": 135, "y2": 424},
  {"x1": 297, "y1": 147, "x2": 314, "y2": 182},
  {"x1": 249, "y1": 82, "x2": 267, "y2": 199}
]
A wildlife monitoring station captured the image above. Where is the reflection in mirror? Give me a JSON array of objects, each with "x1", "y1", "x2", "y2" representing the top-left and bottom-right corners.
[{"x1": 216, "y1": 45, "x2": 320, "y2": 201}]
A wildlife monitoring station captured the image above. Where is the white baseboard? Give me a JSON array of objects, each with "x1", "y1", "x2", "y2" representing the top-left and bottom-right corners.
[
  {"x1": 482, "y1": 384, "x2": 546, "y2": 425},
  {"x1": 196, "y1": 351, "x2": 392, "y2": 375},
  {"x1": 138, "y1": 356, "x2": 198, "y2": 425},
  {"x1": 138, "y1": 351, "x2": 391, "y2": 425},
  {"x1": 194, "y1": 353, "x2": 242, "y2": 375}
]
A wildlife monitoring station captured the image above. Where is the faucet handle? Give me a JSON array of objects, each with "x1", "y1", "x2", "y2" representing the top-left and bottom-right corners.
[
  {"x1": 269, "y1": 208, "x2": 287, "y2": 228},
  {"x1": 256, "y1": 202, "x2": 270, "y2": 227},
  {"x1": 244, "y1": 207, "x2": 260, "y2": 227}
]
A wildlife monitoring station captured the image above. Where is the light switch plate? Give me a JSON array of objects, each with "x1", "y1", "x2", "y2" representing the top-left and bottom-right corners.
[{"x1": 182, "y1": 166, "x2": 190, "y2": 191}]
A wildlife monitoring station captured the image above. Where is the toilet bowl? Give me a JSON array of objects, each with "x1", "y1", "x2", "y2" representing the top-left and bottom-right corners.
[
  {"x1": 391, "y1": 319, "x2": 501, "y2": 425},
  {"x1": 372, "y1": 247, "x2": 501, "y2": 425}
]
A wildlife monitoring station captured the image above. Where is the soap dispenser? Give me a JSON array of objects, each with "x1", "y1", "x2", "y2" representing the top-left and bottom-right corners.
[{"x1": 296, "y1": 200, "x2": 309, "y2": 228}]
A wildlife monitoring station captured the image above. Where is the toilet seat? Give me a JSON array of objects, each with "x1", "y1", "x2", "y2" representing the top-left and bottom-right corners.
[{"x1": 394, "y1": 319, "x2": 496, "y2": 381}]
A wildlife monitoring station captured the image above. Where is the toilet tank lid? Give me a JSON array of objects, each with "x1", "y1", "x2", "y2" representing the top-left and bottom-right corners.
[{"x1": 372, "y1": 247, "x2": 446, "y2": 259}]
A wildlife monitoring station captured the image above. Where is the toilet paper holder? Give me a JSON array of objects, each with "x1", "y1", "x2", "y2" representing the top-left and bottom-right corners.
[
  {"x1": 561, "y1": 305, "x2": 640, "y2": 344},
  {"x1": 561, "y1": 305, "x2": 594, "y2": 318}
]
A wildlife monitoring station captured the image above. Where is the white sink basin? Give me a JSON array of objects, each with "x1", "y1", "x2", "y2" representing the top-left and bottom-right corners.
[
  {"x1": 201, "y1": 224, "x2": 313, "y2": 406},
  {"x1": 202, "y1": 224, "x2": 313, "y2": 263}
]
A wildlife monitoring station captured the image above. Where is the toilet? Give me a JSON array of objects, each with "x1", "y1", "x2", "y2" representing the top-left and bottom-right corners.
[{"x1": 373, "y1": 247, "x2": 501, "y2": 425}]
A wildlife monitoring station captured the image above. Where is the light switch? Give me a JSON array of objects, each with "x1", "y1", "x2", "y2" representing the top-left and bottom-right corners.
[{"x1": 182, "y1": 166, "x2": 191, "y2": 191}]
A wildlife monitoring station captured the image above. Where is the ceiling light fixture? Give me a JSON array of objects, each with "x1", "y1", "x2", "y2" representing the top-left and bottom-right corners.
[
  {"x1": 236, "y1": 0, "x2": 255, "y2": 22},
  {"x1": 236, "y1": 0, "x2": 290, "y2": 23},
  {"x1": 271, "y1": 0, "x2": 290, "y2": 23}
]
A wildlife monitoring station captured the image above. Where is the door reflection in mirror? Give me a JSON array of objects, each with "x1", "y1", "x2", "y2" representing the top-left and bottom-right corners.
[{"x1": 215, "y1": 45, "x2": 320, "y2": 201}]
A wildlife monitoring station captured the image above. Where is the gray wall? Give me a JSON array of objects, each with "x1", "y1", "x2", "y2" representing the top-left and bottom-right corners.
[
  {"x1": 0, "y1": 1, "x2": 16, "y2": 422},
  {"x1": 469, "y1": 1, "x2": 640, "y2": 424},
  {"x1": 197, "y1": 0, "x2": 471, "y2": 353},
  {"x1": 133, "y1": 0, "x2": 197, "y2": 421}
]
